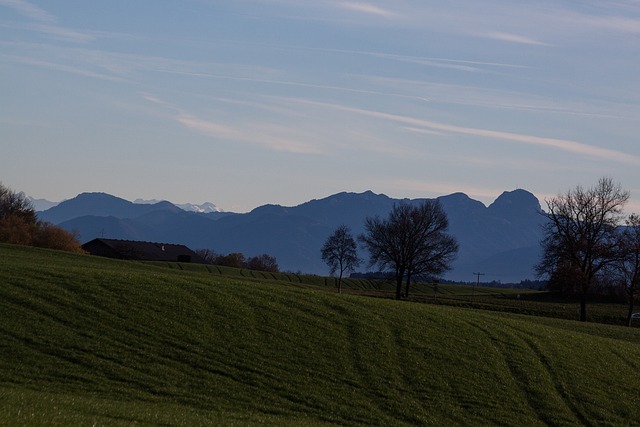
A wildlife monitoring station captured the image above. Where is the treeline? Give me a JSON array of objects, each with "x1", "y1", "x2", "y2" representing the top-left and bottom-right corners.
[
  {"x1": 0, "y1": 183, "x2": 84, "y2": 253},
  {"x1": 196, "y1": 249, "x2": 279, "y2": 272}
]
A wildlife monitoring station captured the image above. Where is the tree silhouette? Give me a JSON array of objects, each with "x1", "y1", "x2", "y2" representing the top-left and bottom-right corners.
[
  {"x1": 247, "y1": 254, "x2": 279, "y2": 272},
  {"x1": 614, "y1": 213, "x2": 640, "y2": 326},
  {"x1": 321, "y1": 225, "x2": 360, "y2": 293},
  {"x1": 536, "y1": 177, "x2": 629, "y2": 322},
  {"x1": 359, "y1": 201, "x2": 458, "y2": 300}
]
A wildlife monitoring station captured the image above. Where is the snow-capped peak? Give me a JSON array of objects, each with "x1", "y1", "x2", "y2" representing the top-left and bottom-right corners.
[
  {"x1": 133, "y1": 198, "x2": 222, "y2": 213},
  {"x1": 175, "y1": 202, "x2": 222, "y2": 213}
]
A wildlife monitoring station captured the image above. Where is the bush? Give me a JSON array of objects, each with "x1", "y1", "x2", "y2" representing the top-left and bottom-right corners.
[
  {"x1": 198, "y1": 249, "x2": 280, "y2": 272},
  {"x1": 0, "y1": 215, "x2": 35, "y2": 245},
  {"x1": 0, "y1": 183, "x2": 84, "y2": 253},
  {"x1": 33, "y1": 222, "x2": 84, "y2": 253},
  {"x1": 215, "y1": 252, "x2": 246, "y2": 269},
  {"x1": 246, "y1": 254, "x2": 279, "y2": 273}
]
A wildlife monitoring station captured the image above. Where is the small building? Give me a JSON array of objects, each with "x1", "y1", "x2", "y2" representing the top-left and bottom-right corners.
[{"x1": 82, "y1": 238, "x2": 206, "y2": 264}]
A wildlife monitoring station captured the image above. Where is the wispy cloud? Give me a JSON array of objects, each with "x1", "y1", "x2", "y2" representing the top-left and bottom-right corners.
[
  {"x1": 0, "y1": 0, "x2": 55, "y2": 22},
  {"x1": 339, "y1": 2, "x2": 397, "y2": 18},
  {"x1": 562, "y1": 11, "x2": 640, "y2": 34},
  {"x1": 314, "y1": 47, "x2": 529, "y2": 72},
  {"x1": 176, "y1": 113, "x2": 322, "y2": 155},
  {"x1": 30, "y1": 23, "x2": 93, "y2": 43},
  {"x1": 295, "y1": 100, "x2": 640, "y2": 166},
  {"x1": 0, "y1": 53, "x2": 127, "y2": 81},
  {"x1": 0, "y1": 0, "x2": 93, "y2": 42},
  {"x1": 483, "y1": 31, "x2": 549, "y2": 46},
  {"x1": 356, "y1": 75, "x2": 632, "y2": 120},
  {"x1": 401, "y1": 127, "x2": 446, "y2": 137}
]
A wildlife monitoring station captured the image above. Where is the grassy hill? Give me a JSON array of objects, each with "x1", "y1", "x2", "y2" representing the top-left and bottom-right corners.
[
  {"x1": 150, "y1": 261, "x2": 634, "y2": 325},
  {"x1": 1, "y1": 244, "x2": 639, "y2": 425}
]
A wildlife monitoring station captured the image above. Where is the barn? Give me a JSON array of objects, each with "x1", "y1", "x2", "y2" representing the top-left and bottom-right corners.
[{"x1": 82, "y1": 238, "x2": 206, "y2": 264}]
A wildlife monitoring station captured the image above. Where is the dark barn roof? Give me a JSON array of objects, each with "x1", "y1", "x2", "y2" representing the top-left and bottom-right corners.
[{"x1": 82, "y1": 238, "x2": 206, "y2": 264}]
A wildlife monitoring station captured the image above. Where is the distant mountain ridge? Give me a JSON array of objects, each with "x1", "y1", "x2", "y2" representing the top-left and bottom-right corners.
[
  {"x1": 36, "y1": 190, "x2": 547, "y2": 283},
  {"x1": 22, "y1": 194, "x2": 60, "y2": 211},
  {"x1": 28, "y1": 194, "x2": 222, "y2": 214},
  {"x1": 38, "y1": 193, "x2": 183, "y2": 224},
  {"x1": 134, "y1": 199, "x2": 222, "y2": 213}
]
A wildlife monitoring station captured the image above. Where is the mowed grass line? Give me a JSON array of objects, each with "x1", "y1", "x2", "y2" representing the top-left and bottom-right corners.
[{"x1": 1, "y1": 244, "x2": 639, "y2": 426}]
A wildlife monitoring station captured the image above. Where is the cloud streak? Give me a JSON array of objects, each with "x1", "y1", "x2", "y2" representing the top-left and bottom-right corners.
[
  {"x1": 339, "y1": 2, "x2": 397, "y2": 18},
  {"x1": 0, "y1": 53, "x2": 127, "y2": 81},
  {"x1": 296, "y1": 100, "x2": 640, "y2": 166},
  {"x1": 563, "y1": 11, "x2": 640, "y2": 34},
  {"x1": 176, "y1": 113, "x2": 322, "y2": 155},
  {"x1": 483, "y1": 31, "x2": 549, "y2": 46},
  {"x1": 0, "y1": 0, "x2": 93, "y2": 42},
  {"x1": 0, "y1": 0, "x2": 55, "y2": 22}
]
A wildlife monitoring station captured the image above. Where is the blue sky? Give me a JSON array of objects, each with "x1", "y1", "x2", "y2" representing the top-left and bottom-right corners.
[{"x1": 2, "y1": 1, "x2": 640, "y2": 212}]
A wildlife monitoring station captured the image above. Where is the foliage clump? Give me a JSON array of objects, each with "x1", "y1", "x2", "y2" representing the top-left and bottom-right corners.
[
  {"x1": 0, "y1": 182, "x2": 84, "y2": 253},
  {"x1": 196, "y1": 248, "x2": 279, "y2": 272}
]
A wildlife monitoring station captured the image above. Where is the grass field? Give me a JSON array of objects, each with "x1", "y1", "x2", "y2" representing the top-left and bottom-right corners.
[
  {"x1": 152, "y1": 260, "x2": 635, "y2": 326},
  {"x1": 1, "y1": 244, "x2": 640, "y2": 425}
]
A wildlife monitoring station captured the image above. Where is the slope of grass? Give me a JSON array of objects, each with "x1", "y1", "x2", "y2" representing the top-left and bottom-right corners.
[
  {"x1": 152, "y1": 260, "x2": 633, "y2": 325},
  {"x1": 1, "y1": 244, "x2": 639, "y2": 425}
]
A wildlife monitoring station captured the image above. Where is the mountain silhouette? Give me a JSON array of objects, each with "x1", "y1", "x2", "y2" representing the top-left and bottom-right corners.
[
  {"x1": 38, "y1": 192, "x2": 182, "y2": 224},
  {"x1": 39, "y1": 190, "x2": 547, "y2": 282}
]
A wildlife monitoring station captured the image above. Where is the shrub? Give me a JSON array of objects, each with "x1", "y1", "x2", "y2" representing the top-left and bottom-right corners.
[
  {"x1": 0, "y1": 215, "x2": 35, "y2": 245},
  {"x1": 246, "y1": 254, "x2": 279, "y2": 272},
  {"x1": 33, "y1": 222, "x2": 84, "y2": 253},
  {"x1": 0, "y1": 183, "x2": 84, "y2": 253}
]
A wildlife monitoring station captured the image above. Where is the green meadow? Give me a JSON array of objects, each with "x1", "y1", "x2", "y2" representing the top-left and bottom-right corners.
[{"x1": 1, "y1": 244, "x2": 639, "y2": 426}]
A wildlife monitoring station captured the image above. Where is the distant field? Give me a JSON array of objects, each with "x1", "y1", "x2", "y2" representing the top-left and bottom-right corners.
[
  {"x1": 151, "y1": 260, "x2": 635, "y2": 326},
  {"x1": 1, "y1": 244, "x2": 639, "y2": 425}
]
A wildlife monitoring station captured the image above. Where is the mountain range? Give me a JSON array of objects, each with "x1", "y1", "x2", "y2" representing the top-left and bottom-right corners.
[
  {"x1": 133, "y1": 199, "x2": 222, "y2": 213},
  {"x1": 36, "y1": 190, "x2": 547, "y2": 283},
  {"x1": 25, "y1": 195, "x2": 221, "y2": 214}
]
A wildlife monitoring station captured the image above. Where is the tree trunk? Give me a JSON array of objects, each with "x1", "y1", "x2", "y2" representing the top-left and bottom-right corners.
[
  {"x1": 337, "y1": 271, "x2": 343, "y2": 294},
  {"x1": 579, "y1": 293, "x2": 587, "y2": 322},
  {"x1": 405, "y1": 273, "x2": 411, "y2": 298},
  {"x1": 627, "y1": 294, "x2": 635, "y2": 327},
  {"x1": 395, "y1": 269, "x2": 403, "y2": 300}
]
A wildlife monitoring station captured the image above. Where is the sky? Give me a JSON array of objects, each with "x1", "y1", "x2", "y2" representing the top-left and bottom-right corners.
[{"x1": 2, "y1": 1, "x2": 640, "y2": 213}]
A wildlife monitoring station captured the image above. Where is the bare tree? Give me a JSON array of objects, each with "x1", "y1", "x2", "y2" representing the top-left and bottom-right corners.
[
  {"x1": 0, "y1": 183, "x2": 37, "y2": 225},
  {"x1": 359, "y1": 201, "x2": 458, "y2": 300},
  {"x1": 247, "y1": 253, "x2": 279, "y2": 272},
  {"x1": 536, "y1": 177, "x2": 629, "y2": 322},
  {"x1": 321, "y1": 225, "x2": 361, "y2": 293},
  {"x1": 614, "y1": 214, "x2": 640, "y2": 326},
  {"x1": 215, "y1": 252, "x2": 246, "y2": 269},
  {"x1": 196, "y1": 248, "x2": 218, "y2": 264},
  {"x1": 406, "y1": 231, "x2": 458, "y2": 298}
]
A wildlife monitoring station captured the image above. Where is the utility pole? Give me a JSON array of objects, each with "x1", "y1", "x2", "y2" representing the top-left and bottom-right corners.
[{"x1": 472, "y1": 272, "x2": 484, "y2": 298}]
